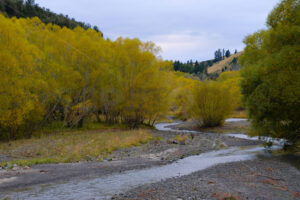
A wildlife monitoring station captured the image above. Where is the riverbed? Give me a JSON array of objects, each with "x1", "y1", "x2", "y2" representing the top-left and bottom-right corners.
[{"x1": 1, "y1": 119, "x2": 299, "y2": 200}]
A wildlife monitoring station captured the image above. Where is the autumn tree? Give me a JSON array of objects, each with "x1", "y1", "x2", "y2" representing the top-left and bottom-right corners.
[
  {"x1": 0, "y1": 14, "x2": 174, "y2": 139},
  {"x1": 217, "y1": 71, "x2": 242, "y2": 110},
  {"x1": 0, "y1": 15, "x2": 46, "y2": 140},
  {"x1": 189, "y1": 81, "x2": 233, "y2": 127},
  {"x1": 239, "y1": 0, "x2": 300, "y2": 143}
]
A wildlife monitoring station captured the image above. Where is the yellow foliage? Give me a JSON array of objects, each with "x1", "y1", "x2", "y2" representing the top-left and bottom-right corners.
[
  {"x1": 0, "y1": 13, "x2": 243, "y2": 138},
  {"x1": 190, "y1": 81, "x2": 233, "y2": 127},
  {"x1": 0, "y1": 15, "x2": 45, "y2": 138},
  {"x1": 217, "y1": 71, "x2": 243, "y2": 109},
  {"x1": 172, "y1": 75, "x2": 197, "y2": 120},
  {"x1": 173, "y1": 71, "x2": 242, "y2": 126},
  {"x1": 0, "y1": 14, "x2": 175, "y2": 139}
]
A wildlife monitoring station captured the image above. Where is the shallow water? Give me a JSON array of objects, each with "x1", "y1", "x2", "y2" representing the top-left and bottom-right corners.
[
  {"x1": 225, "y1": 118, "x2": 248, "y2": 122},
  {"x1": 154, "y1": 118, "x2": 248, "y2": 133},
  {"x1": 154, "y1": 122, "x2": 199, "y2": 133},
  {"x1": 2, "y1": 121, "x2": 280, "y2": 200},
  {"x1": 225, "y1": 133, "x2": 286, "y2": 145},
  {"x1": 5, "y1": 147, "x2": 276, "y2": 200}
]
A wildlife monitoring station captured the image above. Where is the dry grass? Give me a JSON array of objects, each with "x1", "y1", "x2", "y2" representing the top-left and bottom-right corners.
[
  {"x1": 229, "y1": 110, "x2": 247, "y2": 118},
  {"x1": 207, "y1": 52, "x2": 243, "y2": 74},
  {"x1": 173, "y1": 135, "x2": 190, "y2": 142},
  {"x1": 0, "y1": 129, "x2": 153, "y2": 166},
  {"x1": 197, "y1": 118, "x2": 249, "y2": 134},
  {"x1": 155, "y1": 116, "x2": 174, "y2": 123}
]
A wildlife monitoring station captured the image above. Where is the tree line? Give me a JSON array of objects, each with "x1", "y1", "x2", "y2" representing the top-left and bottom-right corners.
[
  {"x1": 173, "y1": 49, "x2": 238, "y2": 75},
  {"x1": 0, "y1": 14, "x2": 174, "y2": 140},
  {"x1": 173, "y1": 60, "x2": 211, "y2": 74},
  {"x1": 214, "y1": 49, "x2": 236, "y2": 62},
  {"x1": 0, "y1": 13, "x2": 243, "y2": 141},
  {"x1": 0, "y1": 0, "x2": 102, "y2": 35}
]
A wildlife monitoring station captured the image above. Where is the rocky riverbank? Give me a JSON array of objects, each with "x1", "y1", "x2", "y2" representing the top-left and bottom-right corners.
[
  {"x1": 114, "y1": 158, "x2": 300, "y2": 200},
  {"x1": 1, "y1": 120, "x2": 299, "y2": 200},
  {"x1": 0, "y1": 123, "x2": 259, "y2": 194},
  {"x1": 111, "y1": 121, "x2": 300, "y2": 200}
]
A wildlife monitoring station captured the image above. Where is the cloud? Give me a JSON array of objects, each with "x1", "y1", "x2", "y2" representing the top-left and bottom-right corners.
[
  {"x1": 35, "y1": 0, "x2": 280, "y2": 61},
  {"x1": 147, "y1": 31, "x2": 246, "y2": 61},
  {"x1": 148, "y1": 32, "x2": 221, "y2": 61}
]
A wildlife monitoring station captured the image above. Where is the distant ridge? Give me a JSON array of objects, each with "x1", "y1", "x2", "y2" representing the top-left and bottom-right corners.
[{"x1": 208, "y1": 51, "x2": 243, "y2": 74}]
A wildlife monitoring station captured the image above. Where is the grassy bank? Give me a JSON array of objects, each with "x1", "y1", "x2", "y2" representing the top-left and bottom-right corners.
[
  {"x1": 0, "y1": 128, "x2": 154, "y2": 167},
  {"x1": 229, "y1": 110, "x2": 247, "y2": 119}
]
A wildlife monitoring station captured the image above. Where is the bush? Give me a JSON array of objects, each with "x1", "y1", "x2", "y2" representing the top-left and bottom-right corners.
[
  {"x1": 239, "y1": 0, "x2": 300, "y2": 143},
  {"x1": 217, "y1": 71, "x2": 243, "y2": 110},
  {"x1": 190, "y1": 82, "x2": 233, "y2": 127}
]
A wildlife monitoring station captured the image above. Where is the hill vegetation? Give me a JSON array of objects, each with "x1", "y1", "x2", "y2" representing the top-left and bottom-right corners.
[
  {"x1": 173, "y1": 49, "x2": 241, "y2": 80},
  {"x1": 207, "y1": 51, "x2": 243, "y2": 74},
  {"x1": 0, "y1": 0, "x2": 102, "y2": 34}
]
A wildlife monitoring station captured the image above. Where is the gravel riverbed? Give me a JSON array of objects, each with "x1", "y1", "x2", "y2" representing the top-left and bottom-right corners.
[
  {"x1": 1, "y1": 120, "x2": 299, "y2": 200},
  {"x1": 114, "y1": 158, "x2": 300, "y2": 200}
]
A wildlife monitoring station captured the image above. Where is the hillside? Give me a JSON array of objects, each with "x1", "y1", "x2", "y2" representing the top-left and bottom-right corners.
[
  {"x1": 0, "y1": 0, "x2": 102, "y2": 35},
  {"x1": 207, "y1": 51, "x2": 243, "y2": 74}
]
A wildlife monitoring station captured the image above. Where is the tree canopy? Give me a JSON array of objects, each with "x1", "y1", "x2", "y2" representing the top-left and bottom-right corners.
[
  {"x1": 239, "y1": 0, "x2": 300, "y2": 143},
  {"x1": 0, "y1": 14, "x2": 173, "y2": 140}
]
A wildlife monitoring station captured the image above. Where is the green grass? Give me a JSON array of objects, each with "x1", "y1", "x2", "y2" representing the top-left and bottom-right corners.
[{"x1": 0, "y1": 128, "x2": 154, "y2": 167}]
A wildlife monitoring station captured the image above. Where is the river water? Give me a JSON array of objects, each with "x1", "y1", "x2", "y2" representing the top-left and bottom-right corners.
[{"x1": 3, "y1": 119, "x2": 282, "y2": 200}]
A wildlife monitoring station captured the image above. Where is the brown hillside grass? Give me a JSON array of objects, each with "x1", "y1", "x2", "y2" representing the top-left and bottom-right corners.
[
  {"x1": 0, "y1": 129, "x2": 153, "y2": 166},
  {"x1": 207, "y1": 52, "x2": 243, "y2": 74}
]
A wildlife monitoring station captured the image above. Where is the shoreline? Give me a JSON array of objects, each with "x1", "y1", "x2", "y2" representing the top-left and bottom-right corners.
[{"x1": 1, "y1": 120, "x2": 299, "y2": 200}]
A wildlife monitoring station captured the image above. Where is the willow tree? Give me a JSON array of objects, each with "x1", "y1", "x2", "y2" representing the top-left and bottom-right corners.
[
  {"x1": 217, "y1": 71, "x2": 243, "y2": 110},
  {"x1": 0, "y1": 14, "x2": 175, "y2": 139},
  {"x1": 0, "y1": 15, "x2": 46, "y2": 139},
  {"x1": 240, "y1": 0, "x2": 300, "y2": 143},
  {"x1": 114, "y1": 38, "x2": 172, "y2": 127},
  {"x1": 189, "y1": 81, "x2": 232, "y2": 127}
]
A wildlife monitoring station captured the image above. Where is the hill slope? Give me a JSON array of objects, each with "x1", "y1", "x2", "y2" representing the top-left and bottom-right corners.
[
  {"x1": 0, "y1": 0, "x2": 102, "y2": 35},
  {"x1": 207, "y1": 52, "x2": 243, "y2": 74}
]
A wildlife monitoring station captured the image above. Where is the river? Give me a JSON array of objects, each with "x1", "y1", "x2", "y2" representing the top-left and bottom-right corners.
[{"x1": 2, "y1": 119, "x2": 282, "y2": 200}]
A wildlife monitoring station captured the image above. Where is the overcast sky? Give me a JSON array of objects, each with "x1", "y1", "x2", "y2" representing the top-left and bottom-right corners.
[{"x1": 35, "y1": 0, "x2": 280, "y2": 61}]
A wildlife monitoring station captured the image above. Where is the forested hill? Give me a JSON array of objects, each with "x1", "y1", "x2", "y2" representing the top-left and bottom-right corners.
[
  {"x1": 173, "y1": 49, "x2": 241, "y2": 80},
  {"x1": 0, "y1": 0, "x2": 102, "y2": 35},
  {"x1": 207, "y1": 51, "x2": 243, "y2": 74}
]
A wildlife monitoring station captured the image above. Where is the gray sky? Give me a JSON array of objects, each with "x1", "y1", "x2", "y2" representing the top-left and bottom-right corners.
[{"x1": 35, "y1": 0, "x2": 280, "y2": 61}]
